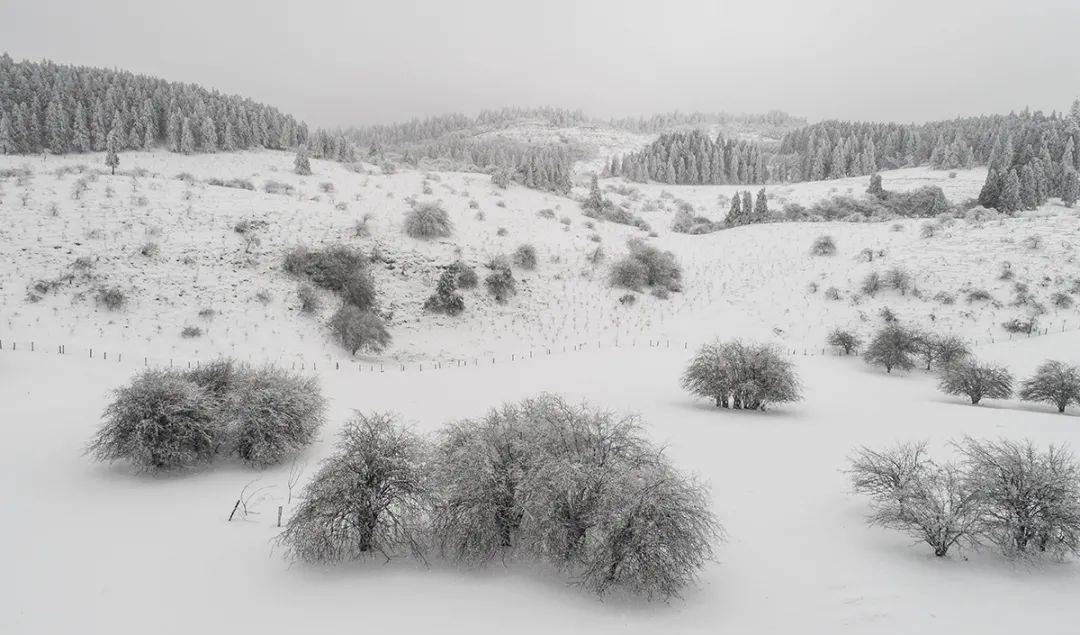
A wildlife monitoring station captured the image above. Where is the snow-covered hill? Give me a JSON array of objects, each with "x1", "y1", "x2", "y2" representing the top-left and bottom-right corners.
[{"x1": 2, "y1": 150, "x2": 1077, "y2": 370}]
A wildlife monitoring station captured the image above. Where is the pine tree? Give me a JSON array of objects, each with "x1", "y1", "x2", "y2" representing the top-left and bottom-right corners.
[
  {"x1": 998, "y1": 169, "x2": 1022, "y2": 214},
  {"x1": 725, "y1": 193, "x2": 742, "y2": 226},
  {"x1": 104, "y1": 126, "x2": 120, "y2": 175},
  {"x1": 72, "y1": 103, "x2": 91, "y2": 152},
  {"x1": 180, "y1": 117, "x2": 196, "y2": 154},
  {"x1": 294, "y1": 145, "x2": 312, "y2": 175},
  {"x1": 741, "y1": 191, "x2": 753, "y2": 219},
  {"x1": 0, "y1": 111, "x2": 14, "y2": 154},
  {"x1": 1062, "y1": 168, "x2": 1080, "y2": 208},
  {"x1": 167, "y1": 110, "x2": 182, "y2": 152},
  {"x1": 45, "y1": 99, "x2": 68, "y2": 154},
  {"x1": 1019, "y1": 163, "x2": 1038, "y2": 209},
  {"x1": 200, "y1": 115, "x2": 217, "y2": 152},
  {"x1": 754, "y1": 188, "x2": 769, "y2": 222}
]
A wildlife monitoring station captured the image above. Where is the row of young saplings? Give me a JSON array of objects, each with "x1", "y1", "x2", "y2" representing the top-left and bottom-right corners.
[
  {"x1": 830, "y1": 323, "x2": 1080, "y2": 412},
  {"x1": 849, "y1": 438, "x2": 1080, "y2": 559},
  {"x1": 86, "y1": 361, "x2": 721, "y2": 601}
]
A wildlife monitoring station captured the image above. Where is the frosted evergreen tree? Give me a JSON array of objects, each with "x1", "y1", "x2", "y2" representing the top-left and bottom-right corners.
[
  {"x1": 741, "y1": 191, "x2": 753, "y2": 219},
  {"x1": 294, "y1": 145, "x2": 312, "y2": 175},
  {"x1": 200, "y1": 114, "x2": 217, "y2": 151},
  {"x1": 72, "y1": 103, "x2": 91, "y2": 152},
  {"x1": 725, "y1": 193, "x2": 742, "y2": 226},
  {"x1": 1019, "y1": 164, "x2": 1038, "y2": 209},
  {"x1": 167, "y1": 110, "x2": 182, "y2": 152},
  {"x1": 998, "y1": 169, "x2": 1023, "y2": 214},
  {"x1": 753, "y1": 188, "x2": 769, "y2": 222},
  {"x1": 104, "y1": 126, "x2": 120, "y2": 174},
  {"x1": 1062, "y1": 168, "x2": 1079, "y2": 207},
  {"x1": 45, "y1": 99, "x2": 68, "y2": 154},
  {"x1": 180, "y1": 117, "x2": 196, "y2": 154},
  {"x1": 91, "y1": 100, "x2": 107, "y2": 151},
  {"x1": 0, "y1": 111, "x2": 14, "y2": 154}
]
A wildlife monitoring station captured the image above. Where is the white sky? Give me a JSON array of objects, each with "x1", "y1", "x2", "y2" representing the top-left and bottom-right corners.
[{"x1": 1, "y1": 0, "x2": 1077, "y2": 127}]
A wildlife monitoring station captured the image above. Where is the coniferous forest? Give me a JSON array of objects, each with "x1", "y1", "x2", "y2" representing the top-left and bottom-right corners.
[{"x1": 0, "y1": 54, "x2": 353, "y2": 161}]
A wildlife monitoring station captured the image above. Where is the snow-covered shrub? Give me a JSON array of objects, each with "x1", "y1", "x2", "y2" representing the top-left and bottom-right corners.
[
  {"x1": 810, "y1": 235, "x2": 836, "y2": 256},
  {"x1": 280, "y1": 412, "x2": 428, "y2": 563},
  {"x1": 849, "y1": 442, "x2": 983, "y2": 557},
  {"x1": 863, "y1": 324, "x2": 916, "y2": 373},
  {"x1": 883, "y1": 267, "x2": 912, "y2": 295},
  {"x1": 181, "y1": 325, "x2": 202, "y2": 338},
  {"x1": 95, "y1": 286, "x2": 127, "y2": 311},
  {"x1": 609, "y1": 239, "x2": 681, "y2": 293},
  {"x1": 448, "y1": 260, "x2": 478, "y2": 289},
  {"x1": 88, "y1": 369, "x2": 222, "y2": 471},
  {"x1": 860, "y1": 271, "x2": 882, "y2": 296},
  {"x1": 1018, "y1": 360, "x2": 1080, "y2": 413},
  {"x1": 284, "y1": 245, "x2": 369, "y2": 300},
  {"x1": 297, "y1": 283, "x2": 321, "y2": 313},
  {"x1": 958, "y1": 438, "x2": 1080, "y2": 559},
  {"x1": 512, "y1": 243, "x2": 538, "y2": 270},
  {"x1": 329, "y1": 304, "x2": 391, "y2": 354},
  {"x1": 1052, "y1": 292, "x2": 1074, "y2": 309},
  {"x1": 618, "y1": 292, "x2": 637, "y2": 305},
  {"x1": 938, "y1": 359, "x2": 1014, "y2": 405},
  {"x1": 824, "y1": 286, "x2": 842, "y2": 301},
  {"x1": 404, "y1": 201, "x2": 453, "y2": 239},
  {"x1": 484, "y1": 265, "x2": 516, "y2": 304},
  {"x1": 423, "y1": 269, "x2": 465, "y2": 316},
  {"x1": 608, "y1": 257, "x2": 648, "y2": 291},
  {"x1": 228, "y1": 366, "x2": 325, "y2": 467},
  {"x1": 1001, "y1": 316, "x2": 1036, "y2": 334},
  {"x1": 681, "y1": 340, "x2": 802, "y2": 410},
  {"x1": 826, "y1": 329, "x2": 862, "y2": 355}
]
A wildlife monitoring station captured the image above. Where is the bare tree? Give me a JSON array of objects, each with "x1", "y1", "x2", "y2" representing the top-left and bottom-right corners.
[
  {"x1": 681, "y1": 340, "x2": 802, "y2": 410},
  {"x1": 958, "y1": 438, "x2": 1080, "y2": 559},
  {"x1": 863, "y1": 324, "x2": 916, "y2": 373},
  {"x1": 826, "y1": 328, "x2": 862, "y2": 355},
  {"x1": 938, "y1": 358, "x2": 1014, "y2": 405},
  {"x1": 849, "y1": 442, "x2": 983, "y2": 557},
  {"x1": 279, "y1": 412, "x2": 429, "y2": 563},
  {"x1": 1018, "y1": 360, "x2": 1080, "y2": 413}
]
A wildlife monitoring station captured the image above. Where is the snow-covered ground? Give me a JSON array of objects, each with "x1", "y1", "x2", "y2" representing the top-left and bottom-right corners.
[
  {"x1": 3, "y1": 149, "x2": 1080, "y2": 634},
  {"x1": 3, "y1": 331, "x2": 1080, "y2": 635}
]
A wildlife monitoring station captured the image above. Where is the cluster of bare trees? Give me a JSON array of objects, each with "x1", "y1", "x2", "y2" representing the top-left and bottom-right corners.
[
  {"x1": 850, "y1": 439, "x2": 1080, "y2": 560},
  {"x1": 278, "y1": 395, "x2": 721, "y2": 600},
  {"x1": 838, "y1": 324, "x2": 1080, "y2": 414},
  {"x1": 682, "y1": 340, "x2": 802, "y2": 410},
  {"x1": 88, "y1": 360, "x2": 325, "y2": 471}
]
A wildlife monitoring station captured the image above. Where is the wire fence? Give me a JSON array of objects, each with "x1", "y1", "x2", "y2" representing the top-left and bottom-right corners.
[{"x1": 2, "y1": 319, "x2": 1077, "y2": 377}]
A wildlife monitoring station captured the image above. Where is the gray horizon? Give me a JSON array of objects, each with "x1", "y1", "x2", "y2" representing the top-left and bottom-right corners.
[{"x1": 1, "y1": 0, "x2": 1077, "y2": 128}]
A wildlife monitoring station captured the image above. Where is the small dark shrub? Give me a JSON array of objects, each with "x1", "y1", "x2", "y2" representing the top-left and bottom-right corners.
[
  {"x1": 404, "y1": 201, "x2": 453, "y2": 239},
  {"x1": 811, "y1": 235, "x2": 837, "y2": 256},
  {"x1": 329, "y1": 305, "x2": 392, "y2": 354},
  {"x1": 512, "y1": 244, "x2": 538, "y2": 270}
]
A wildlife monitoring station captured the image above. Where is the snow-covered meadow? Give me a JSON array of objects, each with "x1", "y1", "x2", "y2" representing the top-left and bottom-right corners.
[{"x1": 3, "y1": 148, "x2": 1080, "y2": 634}]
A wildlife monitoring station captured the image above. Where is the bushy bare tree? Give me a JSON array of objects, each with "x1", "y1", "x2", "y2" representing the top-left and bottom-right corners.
[
  {"x1": 577, "y1": 461, "x2": 718, "y2": 599},
  {"x1": 279, "y1": 412, "x2": 429, "y2": 563},
  {"x1": 850, "y1": 442, "x2": 983, "y2": 557},
  {"x1": 228, "y1": 366, "x2": 326, "y2": 466},
  {"x1": 1018, "y1": 360, "x2": 1080, "y2": 413},
  {"x1": 863, "y1": 324, "x2": 916, "y2": 373},
  {"x1": 329, "y1": 304, "x2": 391, "y2": 354},
  {"x1": 430, "y1": 403, "x2": 532, "y2": 563},
  {"x1": 681, "y1": 340, "x2": 802, "y2": 410},
  {"x1": 88, "y1": 369, "x2": 222, "y2": 470},
  {"x1": 938, "y1": 358, "x2": 1014, "y2": 405},
  {"x1": 430, "y1": 395, "x2": 721, "y2": 599},
  {"x1": 958, "y1": 438, "x2": 1080, "y2": 559},
  {"x1": 826, "y1": 328, "x2": 862, "y2": 355},
  {"x1": 911, "y1": 331, "x2": 970, "y2": 371}
]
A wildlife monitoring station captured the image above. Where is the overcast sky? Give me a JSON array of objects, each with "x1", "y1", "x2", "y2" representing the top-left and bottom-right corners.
[{"x1": 1, "y1": 0, "x2": 1077, "y2": 128}]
